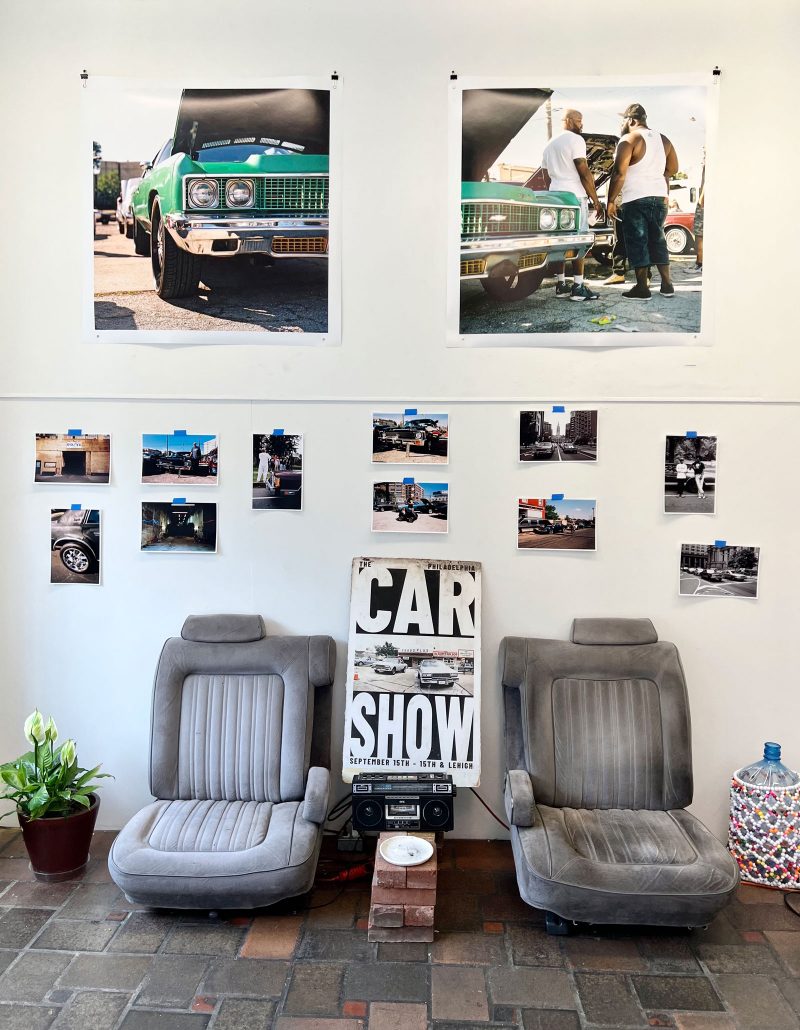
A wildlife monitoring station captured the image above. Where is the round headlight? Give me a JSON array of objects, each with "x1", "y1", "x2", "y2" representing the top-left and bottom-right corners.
[
  {"x1": 559, "y1": 209, "x2": 576, "y2": 229},
  {"x1": 187, "y1": 179, "x2": 219, "y2": 209},
  {"x1": 539, "y1": 208, "x2": 557, "y2": 230},
  {"x1": 225, "y1": 179, "x2": 254, "y2": 208}
]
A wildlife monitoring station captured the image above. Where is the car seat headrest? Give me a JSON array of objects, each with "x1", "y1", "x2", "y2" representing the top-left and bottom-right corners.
[
  {"x1": 571, "y1": 618, "x2": 658, "y2": 646},
  {"x1": 181, "y1": 614, "x2": 266, "y2": 643}
]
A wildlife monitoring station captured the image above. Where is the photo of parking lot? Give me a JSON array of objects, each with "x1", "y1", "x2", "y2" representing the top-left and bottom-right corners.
[
  {"x1": 51, "y1": 509, "x2": 101, "y2": 585},
  {"x1": 142, "y1": 433, "x2": 218, "y2": 485},
  {"x1": 520, "y1": 409, "x2": 597, "y2": 461},
  {"x1": 680, "y1": 544, "x2": 759, "y2": 598},
  {"x1": 372, "y1": 482, "x2": 449, "y2": 533},
  {"x1": 140, "y1": 502, "x2": 217, "y2": 553},
  {"x1": 252, "y1": 433, "x2": 303, "y2": 511},
  {"x1": 89, "y1": 83, "x2": 331, "y2": 336},
  {"x1": 665, "y1": 434, "x2": 716, "y2": 514},
  {"x1": 517, "y1": 497, "x2": 596, "y2": 550},
  {"x1": 372, "y1": 411, "x2": 448, "y2": 464},
  {"x1": 353, "y1": 641, "x2": 474, "y2": 697},
  {"x1": 456, "y1": 82, "x2": 708, "y2": 339}
]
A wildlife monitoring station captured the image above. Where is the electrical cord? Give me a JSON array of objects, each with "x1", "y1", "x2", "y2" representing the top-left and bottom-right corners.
[{"x1": 470, "y1": 787, "x2": 509, "y2": 831}]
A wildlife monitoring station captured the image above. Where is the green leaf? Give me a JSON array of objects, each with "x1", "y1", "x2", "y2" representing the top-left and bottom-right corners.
[
  {"x1": 71, "y1": 793, "x2": 90, "y2": 809},
  {"x1": 1, "y1": 768, "x2": 25, "y2": 790}
]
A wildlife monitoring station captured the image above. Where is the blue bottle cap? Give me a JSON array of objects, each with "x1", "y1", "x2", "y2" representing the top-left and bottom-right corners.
[{"x1": 763, "y1": 742, "x2": 782, "y2": 761}]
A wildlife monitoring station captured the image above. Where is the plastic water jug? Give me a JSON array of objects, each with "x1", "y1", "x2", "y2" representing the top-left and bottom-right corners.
[{"x1": 735, "y1": 742, "x2": 799, "y2": 788}]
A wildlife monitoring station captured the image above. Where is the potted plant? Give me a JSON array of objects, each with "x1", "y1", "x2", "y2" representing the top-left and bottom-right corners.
[{"x1": 1, "y1": 710, "x2": 111, "y2": 882}]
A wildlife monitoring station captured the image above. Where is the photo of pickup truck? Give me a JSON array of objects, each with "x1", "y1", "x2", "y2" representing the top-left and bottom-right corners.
[{"x1": 372, "y1": 411, "x2": 448, "y2": 464}]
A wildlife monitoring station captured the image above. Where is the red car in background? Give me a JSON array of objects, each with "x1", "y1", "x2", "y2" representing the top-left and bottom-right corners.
[{"x1": 663, "y1": 211, "x2": 697, "y2": 255}]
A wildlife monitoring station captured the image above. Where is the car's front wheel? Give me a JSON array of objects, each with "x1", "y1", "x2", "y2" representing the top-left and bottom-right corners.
[
  {"x1": 481, "y1": 262, "x2": 545, "y2": 301},
  {"x1": 59, "y1": 544, "x2": 95, "y2": 575},
  {"x1": 665, "y1": 225, "x2": 693, "y2": 255},
  {"x1": 133, "y1": 216, "x2": 150, "y2": 256},
  {"x1": 150, "y1": 200, "x2": 201, "y2": 299}
]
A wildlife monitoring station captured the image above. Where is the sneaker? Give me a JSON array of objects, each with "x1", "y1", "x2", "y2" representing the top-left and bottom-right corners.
[
  {"x1": 622, "y1": 285, "x2": 652, "y2": 300},
  {"x1": 694, "y1": 262, "x2": 703, "y2": 271},
  {"x1": 660, "y1": 283, "x2": 675, "y2": 298},
  {"x1": 570, "y1": 282, "x2": 599, "y2": 302},
  {"x1": 603, "y1": 273, "x2": 625, "y2": 285},
  {"x1": 555, "y1": 280, "x2": 572, "y2": 299}
]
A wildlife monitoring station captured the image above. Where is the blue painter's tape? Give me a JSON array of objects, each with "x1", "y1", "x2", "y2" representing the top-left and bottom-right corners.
[
  {"x1": 714, "y1": 539, "x2": 727, "y2": 548},
  {"x1": 552, "y1": 405, "x2": 565, "y2": 413},
  {"x1": 173, "y1": 429, "x2": 187, "y2": 435},
  {"x1": 404, "y1": 408, "x2": 418, "y2": 416},
  {"x1": 272, "y1": 428, "x2": 284, "y2": 436},
  {"x1": 70, "y1": 503, "x2": 81, "y2": 511},
  {"x1": 403, "y1": 477, "x2": 415, "y2": 485},
  {"x1": 686, "y1": 430, "x2": 698, "y2": 438},
  {"x1": 172, "y1": 497, "x2": 186, "y2": 504},
  {"x1": 551, "y1": 493, "x2": 564, "y2": 501},
  {"x1": 67, "y1": 429, "x2": 82, "y2": 436}
]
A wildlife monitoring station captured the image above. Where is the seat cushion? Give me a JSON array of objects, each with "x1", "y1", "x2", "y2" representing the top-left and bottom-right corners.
[
  {"x1": 512, "y1": 805, "x2": 739, "y2": 926},
  {"x1": 108, "y1": 798, "x2": 322, "y2": 909}
]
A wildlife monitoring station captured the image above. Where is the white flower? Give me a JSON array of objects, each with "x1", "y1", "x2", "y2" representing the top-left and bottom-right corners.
[
  {"x1": 44, "y1": 716, "x2": 58, "y2": 743},
  {"x1": 23, "y1": 710, "x2": 45, "y2": 745},
  {"x1": 60, "y1": 739, "x2": 76, "y2": 767}
]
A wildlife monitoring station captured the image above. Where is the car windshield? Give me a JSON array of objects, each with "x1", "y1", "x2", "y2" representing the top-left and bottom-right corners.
[{"x1": 196, "y1": 142, "x2": 303, "y2": 162}]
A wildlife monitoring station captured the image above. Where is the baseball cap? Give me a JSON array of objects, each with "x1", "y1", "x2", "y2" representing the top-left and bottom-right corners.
[{"x1": 620, "y1": 103, "x2": 647, "y2": 120}]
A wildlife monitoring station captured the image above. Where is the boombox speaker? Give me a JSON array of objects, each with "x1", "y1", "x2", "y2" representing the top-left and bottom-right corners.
[{"x1": 351, "y1": 772, "x2": 455, "y2": 832}]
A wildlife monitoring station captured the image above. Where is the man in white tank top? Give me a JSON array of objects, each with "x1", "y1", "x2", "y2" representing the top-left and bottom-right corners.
[{"x1": 606, "y1": 103, "x2": 679, "y2": 300}]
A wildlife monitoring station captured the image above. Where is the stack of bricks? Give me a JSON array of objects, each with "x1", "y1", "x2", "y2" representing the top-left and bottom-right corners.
[{"x1": 368, "y1": 831, "x2": 437, "y2": 943}]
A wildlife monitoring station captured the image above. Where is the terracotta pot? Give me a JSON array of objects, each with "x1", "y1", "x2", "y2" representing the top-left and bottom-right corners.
[{"x1": 18, "y1": 794, "x2": 99, "y2": 882}]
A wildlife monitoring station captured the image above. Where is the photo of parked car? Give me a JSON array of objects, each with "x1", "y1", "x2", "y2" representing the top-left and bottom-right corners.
[
  {"x1": 374, "y1": 657, "x2": 407, "y2": 675},
  {"x1": 518, "y1": 498, "x2": 596, "y2": 551},
  {"x1": 372, "y1": 411, "x2": 449, "y2": 464},
  {"x1": 416, "y1": 659, "x2": 459, "y2": 689},
  {"x1": 141, "y1": 433, "x2": 218, "y2": 486},
  {"x1": 50, "y1": 509, "x2": 101, "y2": 584},
  {"x1": 680, "y1": 545, "x2": 760, "y2": 598}
]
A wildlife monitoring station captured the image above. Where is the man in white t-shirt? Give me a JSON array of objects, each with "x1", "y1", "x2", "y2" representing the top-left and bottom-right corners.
[{"x1": 541, "y1": 109, "x2": 604, "y2": 301}]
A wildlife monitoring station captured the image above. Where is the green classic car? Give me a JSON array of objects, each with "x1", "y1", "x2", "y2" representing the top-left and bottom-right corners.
[
  {"x1": 130, "y1": 88, "x2": 330, "y2": 299},
  {"x1": 460, "y1": 88, "x2": 594, "y2": 301}
]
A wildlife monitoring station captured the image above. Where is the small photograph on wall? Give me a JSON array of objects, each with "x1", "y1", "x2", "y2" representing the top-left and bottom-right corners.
[
  {"x1": 36, "y1": 434, "x2": 110, "y2": 484},
  {"x1": 664, "y1": 434, "x2": 716, "y2": 514},
  {"x1": 520, "y1": 408, "x2": 597, "y2": 462},
  {"x1": 252, "y1": 433, "x2": 303, "y2": 510},
  {"x1": 86, "y1": 79, "x2": 338, "y2": 344},
  {"x1": 50, "y1": 509, "x2": 101, "y2": 584},
  {"x1": 372, "y1": 411, "x2": 449, "y2": 464},
  {"x1": 680, "y1": 544, "x2": 759, "y2": 598},
  {"x1": 517, "y1": 497, "x2": 596, "y2": 550},
  {"x1": 141, "y1": 502, "x2": 217, "y2": 553},
  {"x1": 372, "y1": 482, "x2": 449, "y2": 534},
  {"x1": 450, "y1": 77, "x2": 712, "y2": 346},
  {"x1": 142, "y1": 433, "x2": 218, "y2": 485}
]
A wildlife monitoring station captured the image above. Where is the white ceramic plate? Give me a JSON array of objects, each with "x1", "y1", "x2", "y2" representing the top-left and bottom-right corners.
[{"x1": 379, "y1": 835, "x2": 434, "y2": 867}]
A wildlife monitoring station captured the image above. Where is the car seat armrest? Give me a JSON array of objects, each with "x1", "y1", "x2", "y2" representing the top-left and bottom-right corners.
[
  {"x1": 302, "y1": 766, "x2": 330, "y2": 825},
  {"x1": 504, "y1": 769, "x2": 536, "y2": 827}
]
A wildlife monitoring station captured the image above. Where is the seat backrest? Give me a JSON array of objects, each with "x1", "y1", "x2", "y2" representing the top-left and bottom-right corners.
[
  {"x1": 149, "y1": 614, "x2": 336, "y2": 804},
  {"x1": 501, "y1": 618, "x2": 692, "y2": 811}
]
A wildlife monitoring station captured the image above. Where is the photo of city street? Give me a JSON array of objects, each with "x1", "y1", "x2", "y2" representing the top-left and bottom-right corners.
[
  {"x1": 142, "y1": 433, "x2": 218, "y2": 485},
  {"x1": 665, "y1": 434, "x2": 716, "y2": 514},
  {"x1": 372, "y1": 411, "x2": 448, "y2": 464},
  {"x1": 372, "y1": 482, "x2": 449, "y2": 533},
  {"x1": 353, "y1": 643, "x2": 474, "y2": 697},
  {"x1": 520, "y1": 409, "x2": 597, "y2": 461},
  {"x1": 680, "y1": 544, "x2": 759, "y2": 598},
  {"x1": 252, "y1": 433, "x2": 303, "y2": 511},
  {"x1": 141, "y1": 502, "x2": 217, "y2": 553},
  {"x1": 517, "y1": 497, "x2": 596, "y2": 550}
]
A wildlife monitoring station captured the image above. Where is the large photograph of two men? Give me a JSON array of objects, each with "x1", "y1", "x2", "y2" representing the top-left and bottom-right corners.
[
  {"x1": 457, "y1": 82, "x2": 708, "y2": 338},
  {"x1": 90, "y1": 84, "x2": 331, "y2": 337}
]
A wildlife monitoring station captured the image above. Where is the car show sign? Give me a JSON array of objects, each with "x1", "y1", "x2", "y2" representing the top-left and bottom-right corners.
[{"x1": 343, "y1": 557, "x2": 482, "y2": 787}]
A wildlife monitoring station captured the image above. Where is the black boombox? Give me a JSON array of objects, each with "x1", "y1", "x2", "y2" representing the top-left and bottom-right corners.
[{"x1": 351, "y1": 772, "x2": 456, "y2": 832}]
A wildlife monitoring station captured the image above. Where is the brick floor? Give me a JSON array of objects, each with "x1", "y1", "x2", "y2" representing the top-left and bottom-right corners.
[{"x1": 0, "y1": 831, "x2": 796, "y2": 1027}]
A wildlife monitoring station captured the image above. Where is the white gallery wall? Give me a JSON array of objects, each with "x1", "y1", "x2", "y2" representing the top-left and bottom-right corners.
[{"x1": 1, "y1": 0, "x2": 799, "y2": 838}]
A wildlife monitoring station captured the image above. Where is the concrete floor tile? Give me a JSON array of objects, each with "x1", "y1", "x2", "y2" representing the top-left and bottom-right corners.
[
  {"x1": 727, "y1": 901, "x2": 800, "y2": 932},
  {"x1": 274, "y1": 1020, "x2": 363, "y2": 1030},
  {"x1": 304, "y1": 893, "x2": 360, "y2": 929},
  {"x1": 574, "y1": 972, "x2": 645, "y2": 1026},
  {"x1": 488, "y1": 968, "x2": 575, "y2": 1011},
  {"x1": 1, "y1": 882, "x2": 77, "y2": 909},
  {"x1": 50, "y1": 990, "x2": 130, "y2": 1029},
  {"x1": 0, "y1": 908, "x2": 53, "y2": 949},
  {"x1": 33, "y1": 919, "x2": 118, "y2": 952},
  {"x1": 564, "y1": 937, "x2": 647, "y2": 972},
  {"x1": 120, "y1": 1013, "x2": 210, "y2": 1029},
  {"x1": 369, "y1": 1001, "x2": 427, "y2": 1030},
  {"x1": 283, "y1": 962, "x2": 344, "y2": 1016},
  {"x1": 60, "y1": 954, "x2": 153, "y2": 992},
  {"x1": 135, "y1": 955, "x2": 208, "y2": 1008},
  {"x1": 454, "y1": 841, "x2": 515, "y2": 872},
  {"x1": 432, "y1": 966, "x2": 489, "y2": 1021},
  {"x1": 631, "y1": 975, "x2": 724, "y2": 1012},
  {"x1": 0, "y1": 952, "x2": 73, "y2": 1003},
  {"x1": 637, "y1": 934, "x2": 702, "y2": 973},
  {"x1": 737, "y1": 884, "x2": 788, "y2": 905},
  {"x1": 107, "y1": 913, "x2": 174, "y2": 954},
  {"x1": 766, "y1": 931, "x2": 800, "y2": 975},
  {"x1": 212, "y1": 997, "x2": 275, "y2": 1029},
  {"x1": 241, "y1": 915, "x2": 302, "y2": 959},
  {"x1": 435, "y1": 894, "x2": 483, "y2": 932},
  {"x1": 673, "y1": 1016, "x2": 738, "y2": 1030},
  {"x1": 0, "y1": 1004, "x2": 60, "y2": 1029},
  {"x1": 714, "y1": 973, "x2": 799, "y2": 1028},
  {"x1": 522, "y1": 1011, "x2": 581, "y2": 1030},
  {"x1": 343, "y1": 961, "x2": 428, "y2": 1003},
  {"x1": 163, "y1": 923, "x2": 245, "y2": 957},
  {"x1": 299, "y1": 928, "x2": 372, "y2": 962},
  {"x1": 0, "y1": 860, "x2": 36, "y2": 882},
  {"x1": 58, "y1": 885, "x2": 125, "y2": 921},
  {"x1": 777, "y1": 977, "x2": 800, "y2": 1016},
  {"x1": 507, "y1": 926, "x2": 564, "y2": 968},
  {"x1": 432, "y1": 931, "x2": 507, "y2": 966},
  {"x1": 203, "y1": 957, "x2": 288, "y2": 998},
  {"x1": 697, "y1": 943, "x2": 782, "y2": 974},
  {"x1": 376, "y1": 942, "x2": 429, "y2": 962}
]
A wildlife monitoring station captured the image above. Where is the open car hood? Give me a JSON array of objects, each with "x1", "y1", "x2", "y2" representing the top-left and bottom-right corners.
[
  {"x1": 523, "y1": 133, "x2": 618, "y2": 191},
  {"x1": 462, "y1": 88, "x2": 552, "y2": 182},
  {"x1": 173, "y1": 89, "x2": 330, "y2": 159}
]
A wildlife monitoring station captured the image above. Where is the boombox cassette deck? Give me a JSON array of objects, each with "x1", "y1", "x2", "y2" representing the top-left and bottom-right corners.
[{"x1": 351, "y1": 772, "x2": 456, "y2": 832}]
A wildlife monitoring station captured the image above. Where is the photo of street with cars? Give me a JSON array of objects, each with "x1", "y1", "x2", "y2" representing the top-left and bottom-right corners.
[
  {"x1": 520, "y1": 408, "x2": 597, "y2": 461},
  {"x1": 252, "y1": 433, "x2": 303, "y2": 510},
  {"x1": 680, "y1": 544, "x2": 759, "y2": 598},
  {"x1": 90, "y1": 84, "x2": 331, "y2": 335},
  {"x1": 36, "y1": 434, "x2": 111, "y2": 484},
  {"x1": 141, "y1": 502, "x2": 217, "y2": 553},
  {"x1": 517, "y1": 497, "x2": 596, "y2": 550},
  {"x1": 372, "y1": 411, "x2": 449, "y2": 464},
  {"x1": 457, "y1": 83, "x2": 707, "y2": 338},
  {"x1": 141, "y1": 433, "x2": 218, "y2": 485},
  {"x1": 372, "y1": 482, "x2": 449, "y2": 533},
  {"x1": 664, "y1": 434, "x2": 716, "y2": 514},
  {"x1": 50, "y1": 509, "x2": 101, "y2": 585},
  {"x1": 353, "y1": 642, "x2": 474, "y2": 698}
]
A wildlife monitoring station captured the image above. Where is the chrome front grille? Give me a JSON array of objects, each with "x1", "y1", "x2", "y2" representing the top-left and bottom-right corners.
[
  {"x1": 186, "y1": 175, "x2": 329, "y2": 214},
  {"x1": 461, "y1": 202, "x2": 542, "y2": 235}
]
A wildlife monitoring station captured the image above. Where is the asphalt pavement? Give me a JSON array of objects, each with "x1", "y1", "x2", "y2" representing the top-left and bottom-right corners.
[
  {"x1": 517, "y1": 528, "x2": 596, "y2": 550},
  {"x1": 252, "y1": 484, "x2": 302, "y2": 510},
  {"x1": 665, "y1": 489, "x2": 716, "y2": 514},
  {"x1": 372, "y1": 510, "x2": 448, "y2": 533},
  {"x1": 354, "y1": 668, "x2": 474, "y2": 697},
  {"x1": 679, "y1": 572, "x2": 758, "y2": 598}
]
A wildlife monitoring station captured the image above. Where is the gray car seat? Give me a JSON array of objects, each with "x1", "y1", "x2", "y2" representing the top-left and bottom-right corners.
[
  {"x1": 501, "y1": 618, "x2": 738, "y2": 933},
  {"x1": 109, "y1": 614, "x2": 335, "y2": 909}
]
